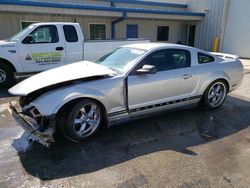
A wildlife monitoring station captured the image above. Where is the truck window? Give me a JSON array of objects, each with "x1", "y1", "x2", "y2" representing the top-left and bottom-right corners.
[
  {"x1": 63, "y1": 25, "x2": 78, "y2": 42},
  {"x1": 27, "y1": 25, "x2": 59, "y2": 44}
]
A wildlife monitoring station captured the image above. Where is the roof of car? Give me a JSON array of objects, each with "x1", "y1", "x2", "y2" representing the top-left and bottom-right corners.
[{"x1": 122, "y1": 43, "x2": 196, "y2": 51}]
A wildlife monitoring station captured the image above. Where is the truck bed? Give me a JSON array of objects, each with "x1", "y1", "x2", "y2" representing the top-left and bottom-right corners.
[{"x1": 84, "y1": 39, "x2": 150, "y2": 62}]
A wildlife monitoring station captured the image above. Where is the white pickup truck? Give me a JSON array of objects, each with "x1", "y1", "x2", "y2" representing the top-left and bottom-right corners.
[{"x1": 0, "y1": 22, "x2": 149, "y2": 87}]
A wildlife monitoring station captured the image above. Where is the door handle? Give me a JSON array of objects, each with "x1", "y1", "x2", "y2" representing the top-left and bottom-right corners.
[
  {"x1": 56, "y1": 47, "x2": 64, "y2": 51},
  {"x1": 181, "y1": 74, "x2": 192, "y2": 80}
]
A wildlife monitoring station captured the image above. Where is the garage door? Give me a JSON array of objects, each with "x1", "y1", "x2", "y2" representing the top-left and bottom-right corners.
[{"x1": 223, "y1": 0, "x2": 250, "y2": 58}]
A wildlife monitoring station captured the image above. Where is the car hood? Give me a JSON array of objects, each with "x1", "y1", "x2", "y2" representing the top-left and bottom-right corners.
[{"x1": 9, "y1": 61, "x2": 116, "y2": 96}]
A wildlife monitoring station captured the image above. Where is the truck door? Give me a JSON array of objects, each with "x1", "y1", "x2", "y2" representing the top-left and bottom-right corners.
[
  {"x1": 63, "y1": 25, "x2": 83, "y2": 63},
  {"x1": 18, "y1": 25, "x2": 66, "y2": 72}
]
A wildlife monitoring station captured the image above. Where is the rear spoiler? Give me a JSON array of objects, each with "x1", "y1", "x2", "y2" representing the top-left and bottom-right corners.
[{"x1": 210, "y1": 52, "x2": 239, "y2": 60}]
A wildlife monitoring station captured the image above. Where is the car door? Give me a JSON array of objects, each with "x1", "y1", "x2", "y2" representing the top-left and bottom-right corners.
[
  {"x1": 127, "y1": 48, "x2": 198, "y2": 116},
  {"x1": 18, "y1": 25, "x2": 66, "y2": 72}
]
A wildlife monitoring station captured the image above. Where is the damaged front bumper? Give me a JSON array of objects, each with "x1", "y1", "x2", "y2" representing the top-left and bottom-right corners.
[{"x1": 9, "y1": 102, "x2": 56, "y2": 147}]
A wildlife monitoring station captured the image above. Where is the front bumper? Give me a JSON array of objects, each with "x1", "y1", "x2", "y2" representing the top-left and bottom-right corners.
[{"x1": 9, "y1": 102, "x2": 55, "y2": 147}]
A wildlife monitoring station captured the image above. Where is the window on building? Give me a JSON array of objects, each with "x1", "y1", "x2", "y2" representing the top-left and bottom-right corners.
[
  {"x1": 127, "y1": 24, "x2": 138, "y2": 38},
  {"x1": 63, "y1": 25, "x2": 78, "y2": 42},
  {"x1": 138, "y1": 49, "x2": 191, "y2": 72},
  {"x1": 21, "y1": 21, "x2": 38, "y2": 30},
  {"x1": 157, "y1": 26, "x2": 169, "y2": 41},
  {"x1": 198, "y1": 52, "x2": 214, "y2": 64},
  {"x1": 90, "y1": 24, "x2": 106, "y2": 40},
  {"x1": 26, "y1": 25, "x2": 59, "y2": 43}
]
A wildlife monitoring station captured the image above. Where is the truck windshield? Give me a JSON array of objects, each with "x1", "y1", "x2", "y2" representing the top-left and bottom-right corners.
[
  {"x1": 9, "y1": 25, "x2": 34, "y2": 42},
  {"x1": 96, "y1": 47, "x2": 145, "y2": 74}
]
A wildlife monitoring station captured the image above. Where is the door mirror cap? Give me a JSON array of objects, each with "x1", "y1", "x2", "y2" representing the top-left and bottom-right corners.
[
  {"x1": 136, "y1": 65, "x2": 157, "y2": 74},
  {"x1": 22, "y1": 35, "x2": 33, "y2": 44}
]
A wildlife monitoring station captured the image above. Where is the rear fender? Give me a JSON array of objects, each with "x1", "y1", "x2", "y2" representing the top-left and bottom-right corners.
[{"x1": 200, "y1": 71, "x2": 230, "y2": 95}]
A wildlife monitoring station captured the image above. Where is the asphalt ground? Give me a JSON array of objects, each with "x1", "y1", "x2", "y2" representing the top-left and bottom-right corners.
[{"x1": 0, "y1": 68, "x2": 249, "y2": 188}]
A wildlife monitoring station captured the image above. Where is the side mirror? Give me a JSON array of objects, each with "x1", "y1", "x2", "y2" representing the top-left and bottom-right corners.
[
  {"x1": 136, "y1": 65, "x2": 157, "y2": 74},
  {"x1": 22, "y1": 35, "x2": 33, "y2": 44}
]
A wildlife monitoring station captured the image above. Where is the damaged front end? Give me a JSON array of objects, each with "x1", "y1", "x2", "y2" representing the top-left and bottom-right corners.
[{"x1": 9, "y1": 98, "x2": 56, "y2": 147}]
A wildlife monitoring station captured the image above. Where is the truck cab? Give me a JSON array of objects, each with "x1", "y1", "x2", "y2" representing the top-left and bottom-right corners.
[{"x1": 0, "y1": 22, "x2": 84, "y2": 87}]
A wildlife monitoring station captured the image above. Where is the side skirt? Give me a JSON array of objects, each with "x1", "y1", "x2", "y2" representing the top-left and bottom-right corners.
[{"x1": 108, "y1": 95, "x2": 202, "y2": 126}]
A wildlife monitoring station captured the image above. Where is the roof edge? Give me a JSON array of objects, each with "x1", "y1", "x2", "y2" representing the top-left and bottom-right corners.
[{"x1": 0, "y1": 0, "x2": 205, "y2": 17}]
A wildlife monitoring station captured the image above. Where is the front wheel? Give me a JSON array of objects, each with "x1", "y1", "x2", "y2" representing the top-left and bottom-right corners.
[
  {"x1": 61, "y1": 99, "x2": 103, "y2": 141},
  {"x1": 0, "y1": 64, "x2": 14, "y2": 88},
  {"x1": 201, "y1": 80, "x2": 228, "y2": 110}
]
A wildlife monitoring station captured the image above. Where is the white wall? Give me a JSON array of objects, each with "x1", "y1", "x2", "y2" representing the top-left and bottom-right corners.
[{"x1": 222, "y1": 0, "x2": 250, "y2": 58}]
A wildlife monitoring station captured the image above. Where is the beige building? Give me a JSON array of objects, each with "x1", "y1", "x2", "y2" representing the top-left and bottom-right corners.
[
  {"x1": 1, "y1": 0, "x2": 249, "y2": 57},
  {"x1": 0, "y1": 0, "x2": 205, "y2": 47}
]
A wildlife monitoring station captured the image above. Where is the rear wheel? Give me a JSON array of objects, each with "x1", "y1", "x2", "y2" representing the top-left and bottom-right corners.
[
  {"x1": 60, "y1": 99, "x2": 103, "y2": 141},
  {"x1": 201, "y1": 80, "x2": 228, "y2": 110},
  {"x1": 0, "y1": 64, "x2": 14, "y2": 88}
]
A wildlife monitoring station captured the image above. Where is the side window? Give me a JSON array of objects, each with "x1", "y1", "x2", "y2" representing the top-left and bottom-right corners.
[
  {"x1": 171, "y1": 50, "x2": 191, "y2": 68},
  {"x1": 136, "y1": 49, "x2": 191, "y2": 73},
  {"x1": 26, "y1": 25, "x2": 59, "y2": 43},
  {"x1": 63, "y1": 25, "x2": 78, "y2": 42},
  {"x1": 198, "y1": 52, "x2": 214, "y2": 64}
]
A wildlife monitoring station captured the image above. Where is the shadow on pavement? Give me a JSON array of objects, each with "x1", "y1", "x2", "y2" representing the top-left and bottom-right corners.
[
  {"x1": 0, "y1": 89, "x2": 11, "y2": 98},
  {"x1": 12, "y1": 96, "x2": 250, "y2": 180},
  {"x1": 0, "y1": 77, "x2": 28, "y2": 98}
]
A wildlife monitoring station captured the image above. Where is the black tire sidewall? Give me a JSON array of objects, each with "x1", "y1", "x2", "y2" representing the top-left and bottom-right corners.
[
  {"x1": 0, "y1": 63, "x2": 14, "y2": 88},
  {"x1": 63, "y1": 99, "x2": 103, "y2": 141},
  {"x1": 202, "y1": 80, "x2": 228, "y2": 110}
]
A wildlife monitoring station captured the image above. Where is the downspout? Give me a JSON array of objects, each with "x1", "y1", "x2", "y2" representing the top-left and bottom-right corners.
[
  {"x1": 112, "y1": 11, "x2": 127, "y2": 39},
  {"x1": 219, "y1": 0, "x2": 230, "y2": 52}
]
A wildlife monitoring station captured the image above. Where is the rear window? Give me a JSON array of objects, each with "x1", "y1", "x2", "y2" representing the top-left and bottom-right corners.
[
  {"x1": 198, "y1": 52, "x2": 214, "y2": 64},
  {"x1": 63, "y1": 25, "x2": 78, "y2": 42}
]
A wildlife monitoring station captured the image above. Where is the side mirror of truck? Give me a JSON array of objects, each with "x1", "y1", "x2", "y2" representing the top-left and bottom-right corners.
[
  {"x1": 136, "y1": 65, "x2": 157, "y2": 74},
  {"x1": 22, "y1": 35, "x2": 33, "y2": 44}
]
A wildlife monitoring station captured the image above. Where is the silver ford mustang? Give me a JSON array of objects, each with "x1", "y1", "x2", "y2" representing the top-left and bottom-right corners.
[{"x1": 9, "y1": 43, "x2": 244, "y2": 147}]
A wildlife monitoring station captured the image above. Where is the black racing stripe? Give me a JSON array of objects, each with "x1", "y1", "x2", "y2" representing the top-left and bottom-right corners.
[
  {"x1": 129, "y1": 95, "x2": 202, "y2": 113},
  {"x1": 108, "y1": 110, "x2": 127, "y2": 117},
  {"x1": 108, "y1": 95, "x2": 202, "y2": 117}
]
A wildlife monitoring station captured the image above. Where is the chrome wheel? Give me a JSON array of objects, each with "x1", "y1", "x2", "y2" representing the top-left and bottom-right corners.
[
  {"x1": 0, "y1": 68, "x2": 6, "y2": 83},
  {"x1": 207, "y1": 82, "x2": 226, "y2": 107},
  {"x1": 73, "y1": 103, "x2": 101, "y2": 137}
]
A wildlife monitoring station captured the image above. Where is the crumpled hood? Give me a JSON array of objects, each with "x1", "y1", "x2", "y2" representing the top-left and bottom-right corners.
[{"x1": 9, "y1": 61, "x2": 115, "y2": 96}]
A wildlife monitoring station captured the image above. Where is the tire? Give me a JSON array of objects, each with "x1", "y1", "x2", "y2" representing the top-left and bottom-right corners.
[
  {"x1": 0, "y1": 63, "x2": 14, "y2": 88},
  {"x1": 201, "y1": 80, "x2": 228, "y2": 110},
  {"x1": 59, "y1": 99, "x2": 103, "y2": 141}
]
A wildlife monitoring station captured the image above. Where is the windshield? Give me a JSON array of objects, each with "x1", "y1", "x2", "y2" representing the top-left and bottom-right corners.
[
  {"x1": 96, "y1": 47, "x2": 146, "y2": 74},
  {"x1": 9, "y1": 25, "x2": 34, "y2": 42}
]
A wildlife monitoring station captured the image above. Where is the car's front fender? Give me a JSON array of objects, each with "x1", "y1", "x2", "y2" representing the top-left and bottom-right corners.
[{"x1": 31, "y1": 86, "x2": 109, "y2": 116}]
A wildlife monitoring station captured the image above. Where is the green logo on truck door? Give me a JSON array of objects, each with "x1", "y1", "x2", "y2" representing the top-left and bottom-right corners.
[{"x1": 25, "y1": 52, "x2": 62, "y2": 65}]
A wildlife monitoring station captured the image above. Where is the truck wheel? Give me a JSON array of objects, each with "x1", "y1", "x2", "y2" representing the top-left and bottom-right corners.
[
  {"x1": 0, "y1": 64, "x2": 14, "y2": 88},
  {"x1": 62, "y1": 99, "x2": 103, "y2": 141},
  {"x1": 201, "y1": 80, "x2": 228, "y2": 110}
]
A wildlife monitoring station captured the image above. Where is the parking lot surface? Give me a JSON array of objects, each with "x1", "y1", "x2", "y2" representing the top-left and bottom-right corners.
[{"x1": 0, "y1": 69, "x2": 250, "y2": 188}]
